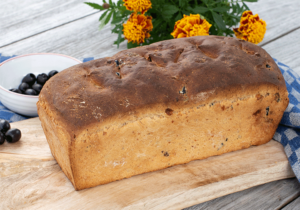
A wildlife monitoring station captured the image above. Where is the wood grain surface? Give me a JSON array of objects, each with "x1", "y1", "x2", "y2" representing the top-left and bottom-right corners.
[
  {"x1": 0, "y1": 13, "x2": 127, "y2": 60},
  {"x1": 1, "y1": 0, "x2": 300, "y2": 208},
  {"x1": 0, "y1": 0, "x2": 99, "y2": 48},
  {"x1": 251, "y1": 0, "x2": 300, "y2": 47},
  {"x1": 0, "y1": 118, "x2": 295, "y2": 209},
  {"x1": 283, "y1": 196, "x2": 300, "y2": 210},
  {"x1": 185, "y1": 178, "x2": 300, "y2": 210},
  {"x1": 262, "y1": 28, "x2": 300, "y2": 74}
]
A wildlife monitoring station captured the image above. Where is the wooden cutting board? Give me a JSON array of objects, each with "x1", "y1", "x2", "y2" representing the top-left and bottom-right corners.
[{"x1": 0, "y1": 118, "x2": 295, "y2": 210}]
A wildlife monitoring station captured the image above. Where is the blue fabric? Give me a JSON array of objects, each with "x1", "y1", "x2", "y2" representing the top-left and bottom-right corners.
[
  {"x1": 0, "y1": 53, "x2": 16, "y2": 63},
  {"x1": 272, "y1": 58, "x2": 300, "y2": 181},
  {"x1": 82, "y1": 57, "x2": 95, "y2": 62},
  {"x1": 1, "y1": 54, "x2": 300, "y2": 181}
]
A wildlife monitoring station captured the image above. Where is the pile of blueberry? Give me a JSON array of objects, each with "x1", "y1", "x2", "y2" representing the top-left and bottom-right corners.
[
  {"x1": 0, "y1": 119, "x2": 22, "y2": 145},
  {"x1": 9, "y1": 70, "x2": 58, "y2": 95}
]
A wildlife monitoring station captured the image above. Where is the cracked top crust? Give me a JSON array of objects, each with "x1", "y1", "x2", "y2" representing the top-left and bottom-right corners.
[{"x1": 38, "y1": 36, "x2": 287, "y2": 133}]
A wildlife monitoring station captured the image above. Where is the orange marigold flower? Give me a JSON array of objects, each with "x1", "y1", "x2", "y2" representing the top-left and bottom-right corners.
[
  {"x1": 123, "y1": 0, "x2": 152, "y2": 13},
  {"x1": 123, "y1": 13, "x2": 153, "y2": 44},
  {"x1": 233, "y1": 11, "x2": 267, "y2": 44},
  {"x1": 171, "y1": 14, "x2": 212, "y2": 39}
]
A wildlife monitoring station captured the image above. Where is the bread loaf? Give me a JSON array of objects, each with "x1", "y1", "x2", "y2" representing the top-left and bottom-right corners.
[{"x1": 37, "y1": 35, "x2": 289, "y2": 190}]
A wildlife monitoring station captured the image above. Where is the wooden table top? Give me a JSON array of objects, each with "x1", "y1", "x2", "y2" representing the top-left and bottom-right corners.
[{"x1": 1, "y1": 0, "x2": 300, "y2": 209}]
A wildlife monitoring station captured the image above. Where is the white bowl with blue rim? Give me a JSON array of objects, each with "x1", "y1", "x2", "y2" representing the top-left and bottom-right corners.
[{"x1": 0, "y1": 53, "x2": 82, "y2": 117}]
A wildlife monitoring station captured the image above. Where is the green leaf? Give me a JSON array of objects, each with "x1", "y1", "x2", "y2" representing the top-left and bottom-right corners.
[
  {"x1": 192, "y1": 6, "x2": 209, "y2": 14},
  {"x1": 182, "y1": 10, "x2": 190, "y2": 15},
  {"x1": 237, "y1": 3, "x2": 242, "y2": 13},
  {"x1": 179, "y1": 0, "x2": 187, "y2": 8},
  {"x1": 109, "y1": 0, "x2": 113, "y2": 5},
  {"x1": 161, "y1": 5, "x2": 179, "y2": 16},
  {"x1": 174, "y1": 12, "x2": 183, "y2": 21},
  {"x1": 111, "y1": 15, "x2": 123, "y2": 24},
  {"x1": 211, "y1": 11, "x2": 226, "y2": 30},
  {"x1": 213, "y1": 7, "x2": 229, "y2": 13},
  {"x1": 153, "y1": 18, "x2": 163, "y2": 29},
  {"x1": 99, "y1": 18, "x2": 107, "y2": 30},
  {"x1": 127, "y1": 41, "x2": 140, "y2": 49},
  {"x1": 186, "y1": 6, "x2": 193, "y2": 13},
  {"x1": 116, "y1": 28, "x2": 122, "y2": 48},
  {"x1": 116, "y1": 0, "x2": 121, "y2": 6},
  {"x1": 114, "y1": 38, "x2": 125, "y2": 45},
  {"x1": 202, "y1": 0, "x2": 208, "y2": 5},
  {"x1": 243, "y1": 0, "x2": 258, "y2": 2},
  {"x1": 104, "y1": 11, "x2": 113, "y2": 24},
  {"x1": 99, "y1": 10, "x2": 109, "y2": 21},
  {"x1": 232, "y1": 3, "x2": 237, "y2": 13},
  {"x1": 242, "y1": 2, "x2": 250, "y2": 10},
  {"x1": 227, "y1": 13, "x2": 240, "y2": 20},
  {"x1": 85, "y1": 2, "x2": 104, "y2": 10},
  {"x1": 112, "y1": 25, "x2": 121, "y2": 33}
]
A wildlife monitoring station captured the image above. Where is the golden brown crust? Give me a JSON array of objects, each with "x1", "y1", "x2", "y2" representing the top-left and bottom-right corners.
[{"x1": 39, "y1": 36, "x2": 286, "y2": 136}]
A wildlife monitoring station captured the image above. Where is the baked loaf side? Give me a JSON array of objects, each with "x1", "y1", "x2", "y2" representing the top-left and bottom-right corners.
[{"x1": 37, "y1": 36, "x2": 289, "y2": 190}]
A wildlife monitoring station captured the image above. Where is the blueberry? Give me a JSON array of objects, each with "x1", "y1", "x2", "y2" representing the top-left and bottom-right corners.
[
  {"x1": 19, "y1": 83, "x2": 30, "y2": 93},
  {"x1": 0, "y1": 119, "x2": 10, "y2": 134},
  {"x1": 37, "y1": 73, "x2": 48, "y2": 85},
  {"x1": 48, "y1": 70, "x2": 58, "y2": 78},
  {"x1": 5, "y1": 128, "x2": 21, "y2": 143},
  {"x1": 32, "y1": 83, "x2": 43, "y2": 94},
  {"x1": 22, "y1": 73, "x2": 36, "y2": 86},
  {"x1": 0, "y1": 132, "x2": 5, "y2": 145},
  {"x1": 9, "y1": 88, "x2": 22, "y2": 94},
  {"x1": 24, "y1": 89, "x2": 38, "y2": 95}
]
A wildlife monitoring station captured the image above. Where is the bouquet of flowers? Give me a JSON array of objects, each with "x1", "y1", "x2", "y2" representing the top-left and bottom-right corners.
[{"x1": 85, "y1": 0, "x2": 266, "y2": 48}]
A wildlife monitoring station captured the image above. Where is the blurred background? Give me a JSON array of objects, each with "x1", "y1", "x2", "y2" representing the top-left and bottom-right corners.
[{"x1": 0, "y1": 0, "x2": 299, "y2": 73}]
